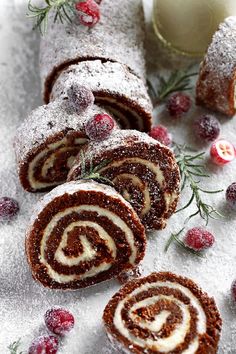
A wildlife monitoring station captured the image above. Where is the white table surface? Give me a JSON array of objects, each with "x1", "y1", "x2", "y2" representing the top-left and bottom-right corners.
[{"x1": 0, "y1": 1, "x2": 236, "y2": 353}]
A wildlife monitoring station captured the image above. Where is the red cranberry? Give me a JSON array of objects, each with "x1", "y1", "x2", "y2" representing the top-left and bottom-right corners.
[
  {"x1": 210, "y1": 139, "x2": 236, "y2": 165},
  {"x1": 67, "y1": 84, "x2": 94, "y2": 114},
  {"x1": 149, "y1": 125, "x2": 172, "y2": 146},
  {"x1": 0, "y1": 197, "x2": 19, "y2": 221},
  {"x1": 85, "y1": 113, "x2": 115, "y2": 141},
  {"x1": 28, "y1": 335, "x2": 58, "y2": 354},
  {"x1": 75, "y1": 0, "x2": 100, "y2": 27},
  {"x1": 226, "y1": 183, "x2": 236, "y2": 211},
  {"x1": 231, "y1": 279, "x2": 236, "y2": 302},
  {"x1": 166, "y1": 93, "x2": 191, "y2": 118},
  {"x1": 194, "y1": 114, "x2": 220, "y2": 143},
  {"x1": 184, "y1": 227, "x2": 215, "y2": 251},
  {"x1": 44, "y1": 307, "x2": 75, "y2": 336}
]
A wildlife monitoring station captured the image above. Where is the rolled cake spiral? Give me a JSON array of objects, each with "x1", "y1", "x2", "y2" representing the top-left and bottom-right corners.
[
  {"x1": 50, "y1": 61, "x2": 153, "y2": 132},
  {"x1": 40, "y1": 0, "x2": 146, "y2": 102},
  {"x1": 68, "y1": 130, "x2": 180, "y2": 230},
  {"x1": 103, "y1": 272, "x2": 222, "y2": 354},
  {"x1": 14, "y1": 99, "x2": 113, "y2": 192},
  {"x1": 196, "y1": 17, "x2": 236, "y2": 116},
  {"x1": 25, "y1": 180, "x2": 146, "y2": 290}
]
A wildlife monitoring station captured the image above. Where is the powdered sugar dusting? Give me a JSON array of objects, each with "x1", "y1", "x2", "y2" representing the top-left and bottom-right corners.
[
  {"x1": 77, "y1": 129, "x2": 164, "y2": 160},
  {"x1": 40, "y1": 0, "x2": 146, "y2": 96},
  {"x1": 51, "y1": 60, "x2": 153, "y2": 116},
  {"x1": 14, "y1": 99, "x2": 108, "y2": 165},
  {"x1": 0, "y1": 1, "x2": 236, "y2": 353}
]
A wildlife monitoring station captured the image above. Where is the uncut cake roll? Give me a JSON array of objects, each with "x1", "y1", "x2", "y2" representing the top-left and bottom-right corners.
[
  {"x1": 50, "y1": 60, "x2": 153, "y2": 132},
  {"x1": 14, "y1": 94, "x2": 115, "y2": 192},
  {"x1": 103, "y1": 272, "x2": 222, "y2": 354},
  {"x1": 196, "y1": 17, "x2": 236, "y2": 116},
  {"x1": 25, "y1": 180, "x2": 146, "y2": 290},
  {"x1": 40, "y1": 0, "x2": 146, "y2": 103},
  {"x1": 68, "y1": 130, "x2": 180, "y2": 230}
]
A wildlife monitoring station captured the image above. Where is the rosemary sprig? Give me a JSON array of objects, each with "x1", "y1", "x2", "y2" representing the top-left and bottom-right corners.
[
  {"x1": 165, "y1": 229, "x2": 204, "y2": 258},
  {"x1": 79, "y1": 151, "x2": 114, "y2": 186},
  {"x1": 8, "y1": 338, "x2": 23, "y2": 354},
  {"x1": 27, "y1": 0, "x2": 76, "y2": 35},
  {"x1": 165, "y1": 143, "x2": 223, "y2": 255},
  {"x1": 174, "y1": 143, "x2": 224, "y2": 225},
  {"x1": 148, "y1": 69, "x2": 198, "y2": 104}
]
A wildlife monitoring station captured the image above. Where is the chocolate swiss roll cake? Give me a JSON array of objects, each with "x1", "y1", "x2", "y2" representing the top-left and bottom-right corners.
[
  {"x1": 103, "y1": 272, "x2": 222, "y2": 354},
  {"x1": 40, "y1": 0, "x2": 146, "y2": 103},
  {"x1": 68, "y1": 130, "x2": 180, "y2": 230},
  {"x1": 14, "y1": 94, "x2": 115, "y2": 192},
  {"x1": 196, "y1": 17, "x2": 236, "y2": 116},
  {"x1": 26, "y1": 180, "x2": 146, "y2": 290},
  {"x1": 50, "y1": 61, "x2": 153, "y2": 132}
]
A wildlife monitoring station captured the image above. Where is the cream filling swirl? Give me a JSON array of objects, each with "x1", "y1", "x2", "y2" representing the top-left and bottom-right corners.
[
  {"x1": 28, "y1": 137, "x2": 87, "y2": 189},
  {"x1": 39, "y1": 205, "x2": 138, "y2": 283},
  {"x1": 113, "y1": 281, "x2": 206, "y2": 353},
  {"x1": 101, "y1": 157, "x2": 177, "y2": 216}
]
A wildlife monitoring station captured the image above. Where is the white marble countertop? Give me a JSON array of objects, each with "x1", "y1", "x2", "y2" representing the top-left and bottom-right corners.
[{"x1": 0, "y1": 0, "x2": 236, "y2": 353}]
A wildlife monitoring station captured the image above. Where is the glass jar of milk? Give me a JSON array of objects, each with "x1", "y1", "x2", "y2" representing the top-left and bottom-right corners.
[{"x1": 153, "y1": 0, "x2": 236, "y2": 56}]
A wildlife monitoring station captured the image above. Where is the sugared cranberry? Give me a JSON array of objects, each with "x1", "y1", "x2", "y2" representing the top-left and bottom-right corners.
[
  {"x1": 149, "y1": 125, "x2": 172, "y2": 146},
  {"x1": 0, "y1": 197, "x2": 19, "y2": 221},
  {"x1": 166, "y1": 93, "x2": 191, "y2": 118},
  {"x1": 184, "y1": 227, "x2": 215, "y2": 251},
  {"x1": 194, "y1": 114, "x2": 220, "y2": 143},
  {"x1": 226, "y1": 183, "x2": 236, "y2": 210},
  {"x1": 210, "y1": 139, "x2": 236, "y2": 165},
  {"x1": 231, "y1": 279, "x2": 236, "y2": 302},
  {"x1": 67, "y1": 84, "x2": 94, "y2": 115},
  {"x1": 85, "y1": 113, "x2": 115, "y2": 141},
  {"x1": 75, "y1": 0, "x2": 100, "y2": 27},
  {"x1": 45, "y1": 307, "x2": 75, "y2": 335},
  {"x1": 28, "y1": 335, "x2": 58, "y2": 354}
]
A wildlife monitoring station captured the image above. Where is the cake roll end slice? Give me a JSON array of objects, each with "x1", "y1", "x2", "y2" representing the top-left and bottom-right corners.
[
  {"x1": 26, "y1": 180, "x2": 146, "y2": 290},
  {"x1": 103, "y1": 272, "x2": 222, "y2": 353},
  {"x1": 196, "y1": 16, "x2": 236, "y2": 116}
]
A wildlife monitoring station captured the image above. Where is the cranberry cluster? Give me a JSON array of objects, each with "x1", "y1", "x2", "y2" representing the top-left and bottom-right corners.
[{"x1": 28, "y1": 307, "x2": 75, "y2": 354}]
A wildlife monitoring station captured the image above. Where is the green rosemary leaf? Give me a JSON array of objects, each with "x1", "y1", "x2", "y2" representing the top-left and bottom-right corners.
[
  {"x1": 176, "y1": 192, "x2": 195, "y2": 213},
  {"x1": 8, "y1": 338, "x2": 23, "y2": 354},
  {"x1": 164, "y1": 228, "x2": 185, "y2": 253},
  {"x1": 188, "y1": 172, "x2": 210, "y2": 178},
  {"x1": 79, "y1": 154, "x2": 113, "y2": 186},
  {"x1": 199, "y1": 188, "x2": 224, "y2": 194},
  {"x1": 173, "y1": 235, "x2": 204, "y2": 258},
  {"x1": 27, "y1": 0, "x2": 76, "y2": 35},
  {"x1": 174, "y1": 142, "x2": 223, "y2": 225},
  {"x1": 165, "y1": 229, "x2": 204, "y2": 257},
  {"x1": 156, "y1": 70, "x2": 198, "y2": 102}
]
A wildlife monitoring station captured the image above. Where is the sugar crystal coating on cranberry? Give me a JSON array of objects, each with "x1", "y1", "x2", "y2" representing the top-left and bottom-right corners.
[
  {"x1": 28, "y1": 335, "x2": 58, "y2": 354},
  {"x1": 149, "y1": 125, "x2": 172, "y2": 146},
  {"x1": 45, "y1": 307, "x2": 75, "y2": 335},
  {"x1": 194, "y1": 114, "x2": 220, "y2": 142},
  {"x1": 0, "y1": 197, "x2": 19, "y2": 221},
  {"x1": 231, "y1": 279, "x2": 236, "y2": 302},
  {"x1": 75, "y1": 0, "x2": 100, "y2": 27},
  {"x1": 184, "y1": 227, "x2": 215, "y2": 251},
  {"x1": 166, "y1": 93, "x2": 191, "y2": 118},
  {"x1": 67, "y1": 84, "x2": 94, "y2": 115},
  {"x1": 85, "y1": 113, "x2": 115, "y2": 141},
  {"x1": 226, "y1": 182, "x2": 236, "y2": 210}
]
